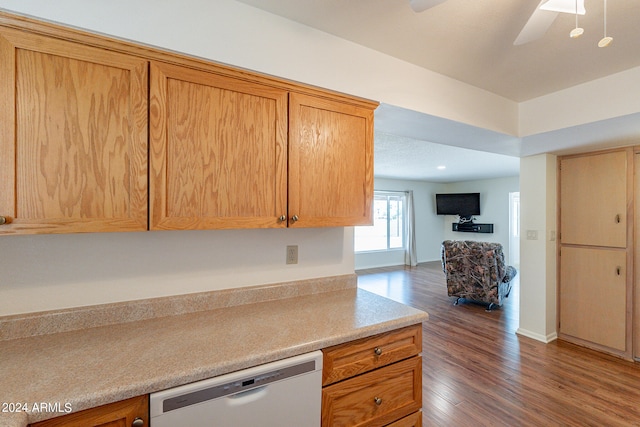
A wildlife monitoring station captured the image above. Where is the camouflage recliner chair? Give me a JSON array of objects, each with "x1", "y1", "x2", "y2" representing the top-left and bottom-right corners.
[{"x1": 441, "y1": 240, "x2": 517, "y2": 311}]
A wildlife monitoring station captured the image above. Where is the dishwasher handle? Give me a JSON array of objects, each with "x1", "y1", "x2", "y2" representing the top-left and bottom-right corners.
[{"x1": 226, "y1": 385, "x2": 268, "y2": 406}]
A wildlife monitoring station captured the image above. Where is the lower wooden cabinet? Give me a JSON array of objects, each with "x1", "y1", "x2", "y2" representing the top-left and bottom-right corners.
[
  {"x1": 29, "y1": 395, "x2": 148, "y2": 427},
  {"x1": 322, "y1": 324, "x2": 423, "y2": 427}
]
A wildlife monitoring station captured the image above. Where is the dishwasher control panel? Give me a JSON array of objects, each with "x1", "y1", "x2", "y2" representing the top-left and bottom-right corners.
[{"x1": 162, "y1": 358, "x2": 318, "y2": 413}]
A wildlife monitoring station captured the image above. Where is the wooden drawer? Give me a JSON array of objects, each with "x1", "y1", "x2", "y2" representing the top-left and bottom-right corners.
[
  {"x1": 321, "y1": 356, "x2": 422, "y2": 427},
  {"x1": 386, "y1": 411, "x2": 422, "y2": 427},
  {"x1": 322, "y1": 324, "x2": 422, "y2": 386}
]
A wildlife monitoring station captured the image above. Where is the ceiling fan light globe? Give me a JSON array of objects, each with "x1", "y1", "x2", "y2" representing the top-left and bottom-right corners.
[
  {"x1": 570, "y1": 27, "x2": 584, "y2": 38},
  {"x1": 598, "y1": 36, "x2": 613, "y2": 47}
]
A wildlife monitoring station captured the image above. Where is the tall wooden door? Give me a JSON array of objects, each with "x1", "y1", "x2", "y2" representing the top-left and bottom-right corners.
[
  {"x1": 558, "y1": 148, "x2": 632, "y2": 358},
  {"x1": 149, "y1": 62, "x2": 288, "y2": 230},
  {"x1": 0, "y1": 28, "x2": 148, "y2": 234},
  {"x1": 288, "y1": 93, "x2": 373, "y2": 228}
]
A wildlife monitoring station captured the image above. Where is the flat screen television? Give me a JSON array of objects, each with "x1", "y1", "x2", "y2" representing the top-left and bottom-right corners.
[{"x1": 435, "y1": 193, "x2": 480, "y2": 221}]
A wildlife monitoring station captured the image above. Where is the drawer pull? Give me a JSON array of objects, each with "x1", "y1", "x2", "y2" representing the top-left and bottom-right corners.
[
  {"x1": 132, "y1": 418, "x2": 144, "y2": 427},
  {"x1": 0, "y1": 216, "x2": 7, "y2": 225},
  {"x1": 374, "y1": 397, "x2": 382, "y2": 406},
  {"x1": 374, "y1": 347, "x2": 382, "y2": 356}
]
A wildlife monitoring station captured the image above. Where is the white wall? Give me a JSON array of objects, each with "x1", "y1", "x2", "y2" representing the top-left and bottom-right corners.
[
  {"x1": 442, "y1": 176, "x2": 520, "y2": 264},
  {"x1": 1, "y1": 228, "x2": 354, "y2": 316},
  {"x1": 355, "y1": 178, "x2": 446, "y2": 269},
  {"x1": 0, "y1": 0, "x2": 518, "y2": 135},
  {"x1": 519, "y1": 67, "x2": 640, "y2": 137},
  {"x1": 517, "y1": 154, "x2": 558, "y2": 342},
  {"x1": 355, "y1": 176, "x2": 519, "y2": 269}
]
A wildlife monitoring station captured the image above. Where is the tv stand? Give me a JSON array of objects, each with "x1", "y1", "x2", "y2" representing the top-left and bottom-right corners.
[{"x1": 452, "y1": 222, "x2": 494, "y2": 233}]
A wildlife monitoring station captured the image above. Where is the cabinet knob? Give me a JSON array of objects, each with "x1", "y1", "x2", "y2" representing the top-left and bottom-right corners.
[
  {"x1": 373, "y1": 397, "x2": 382, "y2": 406},
  {"x1": 615, "y1": 214, "x2": 621, "y2": 223},
  {"x1": 291, "y1": 215, "x2": 299, "y2": 222},
  {"x1": 132, "y1": 418, "x2": 144, "y2": 427},
  {"x1": 0, "y1": 216, "x2": 7, "y2": 225},
  {"x1": 278, "y1": 215, "x2": 286, "y2": 222},
  {"x1": 374, "y1": 347, "x2": 382, "y2": 356}
]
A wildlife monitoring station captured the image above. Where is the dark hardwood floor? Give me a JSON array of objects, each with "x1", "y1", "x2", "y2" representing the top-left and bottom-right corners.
[{"x1": 357, "y1": 262, "x2": 640, "y2": 427}]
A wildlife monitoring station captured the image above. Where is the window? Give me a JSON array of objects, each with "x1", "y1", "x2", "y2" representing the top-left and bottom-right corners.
[{"x1": 355, "y1": 191, "x2": 405, "y2": 252}]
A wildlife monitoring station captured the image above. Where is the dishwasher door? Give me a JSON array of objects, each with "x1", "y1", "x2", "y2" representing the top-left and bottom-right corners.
[{"x1": 150, "y1": 350, "x2": 323, "y2": 427}]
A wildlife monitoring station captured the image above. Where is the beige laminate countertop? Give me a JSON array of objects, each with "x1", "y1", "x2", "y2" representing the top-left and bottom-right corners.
[{"x1": 0, "y1": 284, "x2": 427, "y2": 427}]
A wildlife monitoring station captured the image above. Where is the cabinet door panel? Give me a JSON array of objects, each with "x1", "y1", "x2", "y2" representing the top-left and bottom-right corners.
[
  {"x1": 560, "y1": 151, "x2": 627, "y2": 247},
  {"x1": 322, "y1": 356, "x2": 421, "y2": 427},
  {"x1": 0, "y1": 29, "x2": 148, "y2": 234},
  {"x1": 30, "y1": 395, "x2": 147, "y2": 427},
  {"x1": 150, "y1": 62, "x2": 288, "y2": 230},
  {"x1": 289, "y1": 93, "x2": 373, "y2": 227},
  {"x1": 560, "y1": 246, "x2": 627, "y2": 351}
]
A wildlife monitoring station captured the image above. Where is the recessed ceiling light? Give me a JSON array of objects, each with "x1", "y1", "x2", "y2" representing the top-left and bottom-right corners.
[{"x1": 437, "y1": 165, "x2": 446, "y2": 170}]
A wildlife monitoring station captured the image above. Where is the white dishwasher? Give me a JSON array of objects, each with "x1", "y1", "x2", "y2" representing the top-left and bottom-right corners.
[{"x1": 150, "y1": 350, "x2": 323, "y2": 427}]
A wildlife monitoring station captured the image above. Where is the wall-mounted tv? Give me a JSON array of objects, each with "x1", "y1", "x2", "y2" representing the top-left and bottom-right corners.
[{"x1": 435, "y1": 193, "x2": 480, "y2": 220}]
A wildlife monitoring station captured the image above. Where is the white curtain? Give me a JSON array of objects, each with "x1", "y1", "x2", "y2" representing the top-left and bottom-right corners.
[{"x1": 404, "y1": 190, "x2": 417, "y2": 267}]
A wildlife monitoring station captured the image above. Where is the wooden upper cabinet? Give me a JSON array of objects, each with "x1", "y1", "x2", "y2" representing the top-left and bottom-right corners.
[
  {"x1": 0, "y1": 28, "x2": 148, "y2": 234},
  {"x1": 560, "y1": 150, "x2": 628, "y2": 248},
  {"x1": 149, "y1": 61, "x2": 288, "y2": 230},
  {"x1": 0, "y1": 14, "x2": 377, "y2": 234},
  {"x1": 288, "y1": 93, "x2": 374, "y2": 227}
]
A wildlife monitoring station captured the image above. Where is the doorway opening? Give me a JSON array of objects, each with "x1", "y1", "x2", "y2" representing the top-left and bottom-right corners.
[{"x1": 509, "y1": 191, "x2": 520, "y2": 268}]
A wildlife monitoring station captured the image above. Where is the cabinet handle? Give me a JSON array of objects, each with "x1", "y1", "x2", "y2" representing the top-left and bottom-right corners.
[
  {"x1": 373, "y1": 397, "x2": 382, "y2": 406},
  {"x1": 617, "y1": 266, "x2": 622, "y2": 276},
  {"x1": 615, "y1": 214, "x2": 621, "y2": 223},
  {"x1": 374, "y1": 347, "x2": 382, "y2": 356},
  {"x1": 132, "y1": 418, "x2": 144, "y2": 427},
  {"x1": 0, "y1": 216, "x2": 7, "y2": 225},
  {"x1": 278, "y1": 215, "x2": 286, "y2": 222},
  {"x1": 291, "y1": 215, "x2": 299, "y2": 222}
]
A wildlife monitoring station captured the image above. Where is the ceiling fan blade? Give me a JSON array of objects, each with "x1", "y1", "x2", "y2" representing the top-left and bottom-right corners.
[
  {"x1": 409, "y1": 0, "x2": 447, "y2": 13},
  {"x1": 513, "y1": 6, "x2": 559, "y2": 45}
]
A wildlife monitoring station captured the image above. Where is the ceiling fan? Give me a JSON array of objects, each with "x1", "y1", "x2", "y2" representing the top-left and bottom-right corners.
[{"x1": 408, "y1": 0, "x2": 585, "y2": 45}]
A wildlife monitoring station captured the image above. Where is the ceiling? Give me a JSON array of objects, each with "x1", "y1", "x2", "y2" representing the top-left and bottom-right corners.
[{"x1": 235, "y1": 0, "x2": 640, "y2": 182}]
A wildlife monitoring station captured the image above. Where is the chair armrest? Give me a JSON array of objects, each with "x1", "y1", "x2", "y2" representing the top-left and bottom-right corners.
[{"x1": 503, "y1": 265, "x2": 518, "y2": 283}]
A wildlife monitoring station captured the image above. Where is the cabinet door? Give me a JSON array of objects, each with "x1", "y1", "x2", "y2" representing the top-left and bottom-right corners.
[
  {"x1": 288, "y1": 93, "x2": 373, "y2": 227},
  {"x1": 560, "y1": 246, "x2": 627, "y2": 352},
  {"x1": 30, "y1": 395, "x2": 148, "y2": 427},
  {"x1": 0, "y1": 28, "x2": 148, "y2": 234},
  {"x1": 560, "y1": 151, "x2": 627, "y2": 247},
  {"x1": 149, "y1": 62, "x2": 288, "y2": 230},
  {"x1": 321, "y1": 356, "x2": 421, "y2": 427}
]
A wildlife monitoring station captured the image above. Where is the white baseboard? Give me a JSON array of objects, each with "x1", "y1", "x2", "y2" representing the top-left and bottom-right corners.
[{"x1": 516, "y1": 328, "x2": 558, "y2": 343}]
